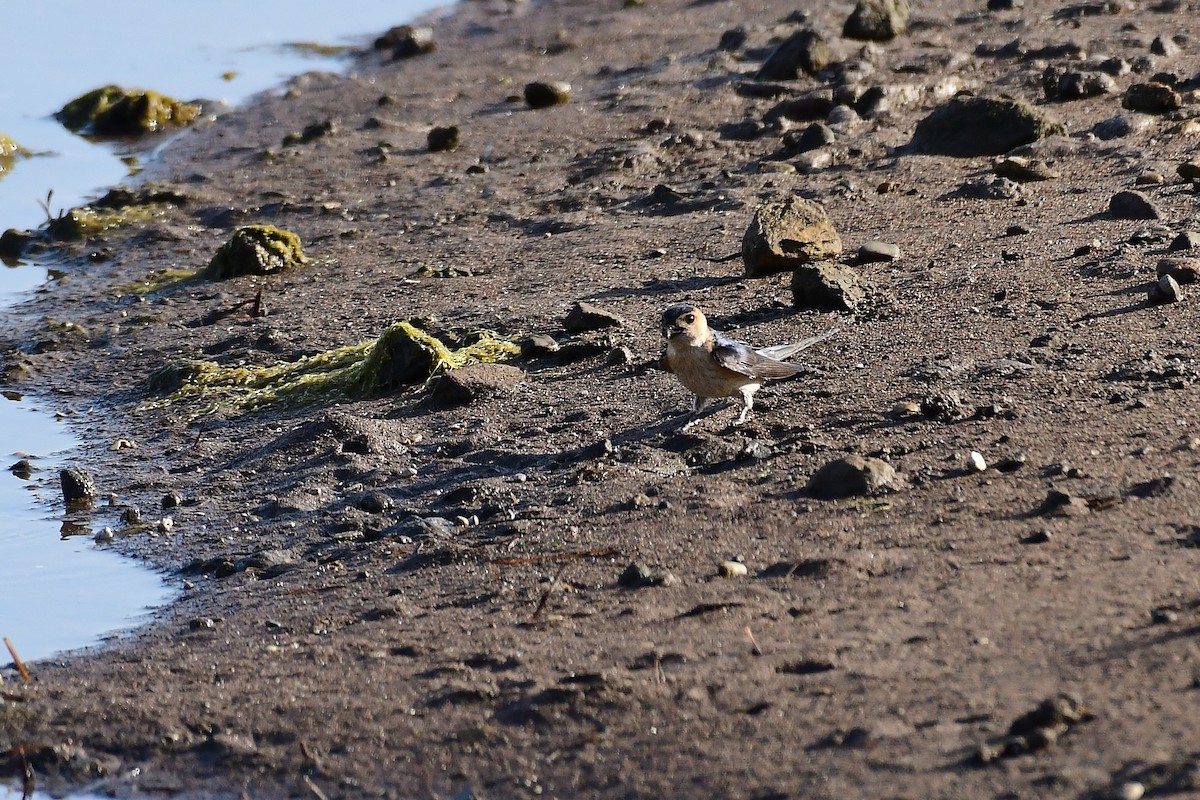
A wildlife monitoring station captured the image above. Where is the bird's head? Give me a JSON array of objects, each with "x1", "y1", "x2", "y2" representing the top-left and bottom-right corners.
[{"x1": 662, "y1": 304, "x2": 708, "y2": 341}]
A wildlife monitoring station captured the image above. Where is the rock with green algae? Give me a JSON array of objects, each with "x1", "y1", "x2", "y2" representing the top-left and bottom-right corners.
[
  {"x1": 56, "y1": 85, "x2": 200, "y2": 136},
  {"x1": 205, "y1": 225, "x2": 309, "y2": 280},
  {"x1": 0, "y1": 133, "x2": 28, "y2": 172},
  {"x1": 142, "y1": 321, "x2": 521, "y2": 417}
]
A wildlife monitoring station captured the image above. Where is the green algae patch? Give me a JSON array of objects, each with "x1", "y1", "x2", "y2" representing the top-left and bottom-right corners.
[
  {"x1": 205, "y1": 225, "x2": 308, "y2": 280},
  {"x1": 143, "y1": 321, "x2": 521, "y2": 417},
  {"x1": 47, "y1": 203, "x2": 168, "y2": 240},
  {"x1": 56, "y1": 85, "x2": 201, "y2": 136},
  {"x1": 283, "y1": 41, "x2": 354, "y2": 57},
  {"x1": 0, "y1": 133, "x2": 28, "y2": 176},
  {"x1": 118, "y1": 267, "x2": 199, "y2": 296}
]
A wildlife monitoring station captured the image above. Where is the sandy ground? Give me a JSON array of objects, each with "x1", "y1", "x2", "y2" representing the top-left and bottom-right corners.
[{"x1": 4, "y1": 0, "x2": 1200, "y2": 798}]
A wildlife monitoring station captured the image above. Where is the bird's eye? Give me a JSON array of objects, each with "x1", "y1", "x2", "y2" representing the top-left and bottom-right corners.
[{"x1": 684, "y1": 314, "x2": 694, "y2": 323}]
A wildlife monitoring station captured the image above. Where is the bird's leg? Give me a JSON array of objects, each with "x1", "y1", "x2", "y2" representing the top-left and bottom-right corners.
[
  {"x1": 732, "y1": 388, "x2": 754, "y2": 426},
  {"x1": 680, "y1": 395, "x2": 710, "y2": 431}
]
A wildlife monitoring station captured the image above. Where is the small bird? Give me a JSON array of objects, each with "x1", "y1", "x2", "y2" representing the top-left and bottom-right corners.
[{"x1": 659, "y1": 304, "x2": 837, "y2": 428}]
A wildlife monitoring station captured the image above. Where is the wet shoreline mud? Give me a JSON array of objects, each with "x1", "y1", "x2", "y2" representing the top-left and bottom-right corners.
[{"x1": 4, "y1": 0, "x2": 1200, "y2": 797}]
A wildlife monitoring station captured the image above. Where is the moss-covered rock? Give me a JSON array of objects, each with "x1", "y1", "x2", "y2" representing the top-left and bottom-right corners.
[
  {"x1": 205, "y1": 225, "x2": 309, "y2": 280},
  {"x1": 56, "y1": 85, "x2": 200, "y2": 136},
  {"x1": 0, "y1": 133, "x2": 28, "y2": 176}
]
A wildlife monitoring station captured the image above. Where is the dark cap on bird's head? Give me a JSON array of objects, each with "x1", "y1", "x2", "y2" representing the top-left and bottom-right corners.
[{"x1": 662, "y1": 303, "x2": 699, "y2": 338}]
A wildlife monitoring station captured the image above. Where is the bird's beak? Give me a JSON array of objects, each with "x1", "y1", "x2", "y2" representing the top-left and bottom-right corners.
[{"x1": 662, "y1": 321, "x2": 677, "y2": 339}]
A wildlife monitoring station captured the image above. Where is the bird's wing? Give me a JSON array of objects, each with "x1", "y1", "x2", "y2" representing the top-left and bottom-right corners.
[
  {"x1": 755, "y1": 327, "x2": 839, "y2": 361},
  {"x1": 711, "y1": 334, "x2": 803, "y2": 380}
]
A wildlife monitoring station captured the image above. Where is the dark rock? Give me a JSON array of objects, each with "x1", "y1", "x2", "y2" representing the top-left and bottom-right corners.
[
  {"x1": 911, "y1": 96, "x2": 1066, "y2": 157},
  {"x1": 782, "y1": 123, "x2": 835, "y2": 152},
  {"x1": 987, "y1": 0, "x2": 1023, "y2": 8},
  {"x1": 60, "y1": 467, "x2": 97, "y2": 503},
  {"x1": 1168, "y1": 231, "x2": 1200, "y2": 251},
  {"x1": 949, "y1": 175, "x2": 1023, "y2": 200},
  {"x1": 743, "y1": 196, "x2": 842, "y2": 278},
  {"x1": 1122, "y1": 82, "x2": 1182, "y2": 113},
  {"x1": 757, "y1": 30, "x2": 831, "y2": 80},
  {"x1": 1044, "y1": 67, "x2": 1116, "y2": 101},
  {"x1": 356, "y1": 492, "x2": 394, "y2": 514},
  {"x1": 1156, "y1": 257, "x2": 1200, "y2": 284},
  {"x1": 843, "y1": 0, "x2": 910, "y2": 41},
  {"x1": 763, "y1": 92, "x2": 837, "y2": 124},
  {"x1": 121, "y1": 505, "x2": 141, "y2": 525},
  {"x1": 1148, "y1": 274, "x2": 1182, "y2": 304},
  {"x1": 427, "y1": 125, "x2": 460, "y2": 152},
  {"x1": 618, "y1": 561, "x2": 663, "y2": 588},
  {"x1": 524, "y1": 81, "x2": 572, "y2": 109},
  {"x1": 374, "y1": 25, "x2": 436, "y2": 59},
  {"x1": 717, "y1": 27, "x2": 747, "y2": 51},
  {"x1": 564, "y1": 302, "x2": 624, "y2": 332},
  {"x1": 282, "y1": 119, "x2": 336, "y2": 146},
  {"x1": 430, "y1": 363, "x2": 525, "y2": 405},
  {"x1": 0, "y1": 228, "x2": 32, "y2": 260},
  {"x1": 992, "y1": 156, "x2": 1061, "y2": 182},
  {"x1": 8, "y1": 458, "x2": 33, "y2": 479},
  {"x1": 1150, "y1": 35, "x2": 1180, "y2": 56},
  {"x1": 1108, "y1": 190, "x2": 1162, "y2": 220},
  {"x1": 1092, "y1": 115, "x2": 1134, "y2": 140},
  {"x1": 1177, "y1": 161, "x2": 1200, "y2": 181},
  {"x1": 162, "y1": 491, "x2": 182, "y2": 509},
  {"x1": 791, "y1": 263, "x2": 865, "y2": 312},
  {"x1": 806, "y1": 455, "x2": 899, "y2": 499}
]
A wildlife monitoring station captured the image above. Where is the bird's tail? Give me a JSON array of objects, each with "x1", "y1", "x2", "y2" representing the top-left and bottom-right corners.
[{"x1": 755, "y1": 327, "x2": 839, "y2": 361}]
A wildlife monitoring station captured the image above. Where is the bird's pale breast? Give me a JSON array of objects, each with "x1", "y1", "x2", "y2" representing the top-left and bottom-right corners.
[{"x1": 666, "y1": 339, "x2": 755, "y2": 399}]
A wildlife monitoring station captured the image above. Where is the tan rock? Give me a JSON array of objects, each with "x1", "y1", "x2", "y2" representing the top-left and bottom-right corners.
[{"x1": 742, "y1": 197, "x2": 842, "y2": 278}]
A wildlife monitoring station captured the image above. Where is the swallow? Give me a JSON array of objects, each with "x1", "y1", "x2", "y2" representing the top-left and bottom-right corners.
[{"x1": 659, "y1": 304, "x2": 837, "y2": 428}]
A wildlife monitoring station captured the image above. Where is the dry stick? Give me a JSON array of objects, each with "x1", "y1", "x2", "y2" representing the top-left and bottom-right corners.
[
  {"x1": 303, "y1": 774, "x2": 331, "y2": 800},
  {"x1": 527, "y1": 565, "x2": 568, "y2": 624},
  {"x1": 744, "y1": 625, "x2": 764, "y2": 657},
  {"x1": 3, "y1": 638, "x2": 30, "y2": 685}
]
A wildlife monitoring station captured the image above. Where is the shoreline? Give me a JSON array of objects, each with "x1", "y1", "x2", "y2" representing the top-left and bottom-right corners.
[{"x1": 4, "y1": 1, "x2": 1200, "y2": 797}]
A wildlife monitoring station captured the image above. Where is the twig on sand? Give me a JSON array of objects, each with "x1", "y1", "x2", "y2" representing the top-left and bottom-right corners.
[
  {"x1": 303, "y1": 775, "x2": 330, "y2": 800},
  {"x1": 527, "y1": 565, "x2": 568, "y2": 624},
  {"x1": 744, "y1": 625, "x2": 764, "y2": 657},
  {"x1": 3, "y1": 638, "x2": 30, "y2": 685}
]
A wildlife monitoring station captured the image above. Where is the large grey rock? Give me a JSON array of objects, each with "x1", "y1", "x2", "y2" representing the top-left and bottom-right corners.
[
  {"x1": 564, "y1": 301, "x2": 624, "y2": 331},
  {"x1": 791, "y1": 263, "x2": 865, "y2": 312},
  {"x1": 758, "y1": 29, "x2": 831, "y2": 80},
  {"x1": 843, "y1": 0, "x2": 911, "y2": 41},
  {"x1": 911, "y1": 96, "x2": 1066, "y2": 157},
  {"x1": 1108, "y1": 190, "x2": 1161, "y2": 220},
  {"x1": 806, "y1": 455, "x2": 899, "y2": 499},
  {"x1": 743, "y1": 197, "x2": 842, "y2": 278}
]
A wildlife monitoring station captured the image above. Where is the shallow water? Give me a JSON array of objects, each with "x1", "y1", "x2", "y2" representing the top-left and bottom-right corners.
[{"x1": 0, "y1": 1, "x2": 443, "y2": 673}]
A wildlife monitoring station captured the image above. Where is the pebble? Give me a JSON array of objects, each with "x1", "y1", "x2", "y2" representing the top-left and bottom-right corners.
[
  {"x1": 162, "y1": 491, "x2": 182, "y2": 509},
  {"x1": 806, "y1": 455, "x2": 900, "y2": 499},
  {"x1": 563, "y1": 301, "x2": 624, "y2": 332},
  {"x1": 843, "y1": 0, "x2": 910, "y2": 41},
  {"x1": 968, "y1": 451, "x2": 988, "y2": 472},
  {"x1": 524, "y1": 81, "x2": 572, "y2": 109},
  {"x1": 791, "y1": 263, "x2": 865, "y2": 312},
  {"x1": 121, "y1": 505, "x2": 141, "y2": 524},
  {"x1": 157, "y1": 516, "x2": 174, "y2": 533},
  {"x1": 1148, "y1": 274, "x2": 1182, "y2": 304},
  {"x1": 743, "y1": 196, "x2": 842, "y2": 278},
  {"x1": 1177, "y1": 161, "x2": 1200, "y2": 181},
  {"x1": 757, "y1": 29, "x2": 831, "y2": 80},
  {"x1": 1111, "y1": 782, "x2": 1145, "y2": 800},
  {"x1": 1092, "y1": 115, "x2": 1134, "y2": 140},
  {"x1": 59, "y1": 467, "x2": 96, "y2": 504},
  {"x1": 858, "y1": 240, "x2": 900, "y2": 262},
  {"x1": 1122, "y1": 82, "x2": 1182, "y2": 113},
  {"x1": 1156, "y1": 257, "x2": 1199, "y2": 284},
  {"x1": 1169, "y1": 231, "x2": 1200, "y2": 251},
  {"x1": 427, "y1": 126, "x2": 460, "y2": 152},
  {"x1": 717, "y1": 560, "x2": 748, "y2": 578},
  {"x1": 1150, "y1": 607, "x2": 1179, "y2": 624},
  {"x1": 95, "y1": 527, "x2": 114, "y2": 544}
]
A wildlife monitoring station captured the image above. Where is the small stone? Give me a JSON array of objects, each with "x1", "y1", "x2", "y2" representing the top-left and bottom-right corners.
[
  {"x1": 157, "y1": 517, "x2": 174, "y2": 533},
  {"x1": 618, "y1": 561, "x2": 659, "y2": 588},
  {"x1": 968, "y1": 451, "x2": 988, "y2": 472},
  {"x1": 951, "y1": 175, "x2": 1023, "y2": 200},
  {"x1": 1169, "y1": 231, "x2": 1200, "y2": 252},
  {"x1": 524, "y1": 81, "x2": 572, "y2": 109},
  {"x1": 1150, "y1": 35, "x2": 1179, "y2": 56},
  {"x1": 858, "y1": 240, "x2": 900, "y2": 262},
  {"x1": 427, "y1": 126, "x2": 460, "y2": 152},
  {"x1": 843, "y1": 0, "x2": 911, "y2": 41},
  {"x1": 1111, "y1": 782, "x2": 1145, "y2": 800},
  {"x1": 162, "y1": 491, "x2": 181, "y2": 509},
  {"x1": 1021, "y1": 530, "x2": 1051, "y2": 544},
  {"x1": 374, "y1": 25, "x2": 436, "y2": 59},
  {"x1": 1092, "y1": 115, "x2": 1134, "y2": 140},
  {"x1": 993, "y1": 156, "x2": 1061, "y2": 182},
  {"x1": 987, "y1": 0, "x2": 1022, "y2": 7},
  {"x1": 1148, "y1": 273, "x2": 1183, "y2": 304},
  {"x1": 564, "y1": 301, "x2": 624, "y2": 332},
  {"x1": 757, "y1": 29, "x2": 831, "y2": 80},
  {"x1": 606, "y1": 346, "x2": 635, "y2": 366},
  {"x1": 1122, "y1": 82, "x2": 1182, "y2": 113},
  {"x1": 888, "y1": 400, "x2": 921, "y2": 418},
  {"x1": 95, "y1": 527, "x2": 114, "y2": 544},
  {"x1": 1156, "y1": 257, "x2": 1200, "y2": 284},
  {"x1": 521, "y1": 333, "x2": 560, "y2": 356},
  {"x1": 1136, "y1": 171, "x2": 1165, "y2": 186},
  {"x1": 1108, "y1": 190, "x2": 1161, "y2": 221},
  {"x1": 717, "y1": 560, "x2": 748, "y2": 578},
  {"x1": 60, "y1": 467, "x2": 96, "y2": 503},
  {"x1": 431, "y1": 364, "x2": 525, "y2": 406},
  {"x1": 121, "y1": 505, "x2": 141, "y2": 525},
  {"x1": 782, "y1": 122, "x2": 835, "y2": 153},
  {"x1": 1044, "y1": 68, "x2": 1117, "y2": 101},
  {"x1": 1150, "y1": 607, "x2": 1179, "y2": 624},
  {"x1": 806, "y1": 455, "x2": 900, "y2": 499},
  {"x1": 1177, "y1": 161, "x2": 1200, "y2": 181}
]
